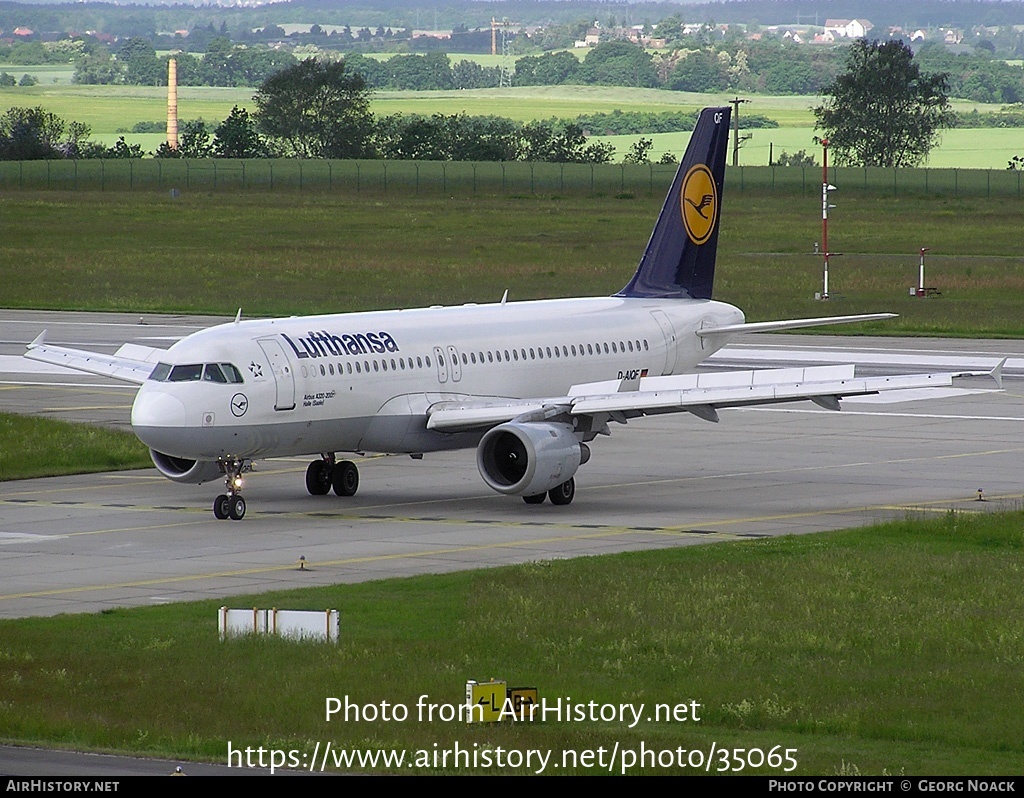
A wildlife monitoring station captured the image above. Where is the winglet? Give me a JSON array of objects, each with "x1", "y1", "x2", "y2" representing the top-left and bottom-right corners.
[
  {"x1": 234, "y1": 308, "x2": 242, "y2": 324},
  {"x1": 991, "y1": 357, "x2": 1006, "y2": 389},
  {"x1": 27, "y1": 330, "x2": 47, "y2": 350},
  {"x1": 617, "y1": 106, "x2": 731, "y2": 300}
]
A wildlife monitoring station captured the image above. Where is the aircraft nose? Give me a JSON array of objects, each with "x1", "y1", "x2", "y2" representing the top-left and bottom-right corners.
[{"x1": 132, "y1": 387, "x2": 187, "y2": 429}]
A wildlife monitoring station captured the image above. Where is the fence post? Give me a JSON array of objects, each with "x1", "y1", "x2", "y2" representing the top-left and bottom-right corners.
[
  {"x1": 771, "y1": 165, "x2": 775, "y2": 190},
  {"x1": 501, "y1": 162, "x2": 506, "y2": 192},
  {"x1": 241, "y1": 160, "x2": 246, "y2": 190}
]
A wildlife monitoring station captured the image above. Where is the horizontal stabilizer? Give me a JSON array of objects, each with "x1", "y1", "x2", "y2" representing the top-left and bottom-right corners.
[{"x1": 696, "y1": 313, "x2": 897, "y2": 337}]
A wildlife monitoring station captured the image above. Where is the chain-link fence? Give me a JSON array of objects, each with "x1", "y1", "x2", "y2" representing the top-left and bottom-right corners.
[{"x1": 0, "y1": 159, "x2": 1021, "y2": 198}]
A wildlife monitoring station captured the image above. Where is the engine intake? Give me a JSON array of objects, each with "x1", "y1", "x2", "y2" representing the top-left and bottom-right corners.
[
  {"x1": 477, "y1": 422, "x2": 586, "y2": 496},
  {"x1": 150, "y1": 450, "x2": 223, "y2": 485}
]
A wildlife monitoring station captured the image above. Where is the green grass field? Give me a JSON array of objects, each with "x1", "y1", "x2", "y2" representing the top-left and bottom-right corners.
[
  {"x1": 0, "y1": 83, "x2": 1020, "y2": 166},
  {"x1": 0, "y1": 189, "x2": 1021, "y2": 337},
  {"x1": 0, "y1": 412, "x2": 149, "y2": 481},
  {"x1": 1, "y1": 509, "x2": 1022, "y2": 774}
]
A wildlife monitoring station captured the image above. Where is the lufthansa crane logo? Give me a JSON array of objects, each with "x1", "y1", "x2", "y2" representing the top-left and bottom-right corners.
[{"x1": 679, "y1": 164, "x2": 717, "y2": 246}]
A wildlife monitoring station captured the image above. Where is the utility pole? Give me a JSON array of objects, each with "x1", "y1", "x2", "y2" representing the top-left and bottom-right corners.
[{"x1": 729, "y1": 97, "x2": 750, "y2": 167}]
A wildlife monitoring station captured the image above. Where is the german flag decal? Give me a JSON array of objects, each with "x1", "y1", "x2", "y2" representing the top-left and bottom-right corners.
[{"x1": 679, "y1": 164, "x2": 717, "y2": 246}]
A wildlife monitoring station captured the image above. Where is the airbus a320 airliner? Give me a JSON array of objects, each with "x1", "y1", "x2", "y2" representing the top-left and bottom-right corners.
[{"x1": 26, "y1": 107, "x2": 980, "y2": 520}]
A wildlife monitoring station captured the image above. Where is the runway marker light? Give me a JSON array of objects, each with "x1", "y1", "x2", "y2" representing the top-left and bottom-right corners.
[
  {"x1": 977, "y1": 488, "x2": 985, "y2": 501},
  {"x1": 298, "y1": 556, "x2": 307, "y2": 570}
]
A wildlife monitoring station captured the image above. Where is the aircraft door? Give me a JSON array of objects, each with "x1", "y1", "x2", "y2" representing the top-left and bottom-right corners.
[
  {"x1": 257, "y1": 338, "x2": 297, "y2": 411},
  {"x1": 433, "y1": 346, "x2": 448, "y2": 384},
  {"x1": 447, "y1": 345, "x2": 463, "y2": 382},
  {"x1": 650, "y1": 310, "x2": 678, "y2": 375}
]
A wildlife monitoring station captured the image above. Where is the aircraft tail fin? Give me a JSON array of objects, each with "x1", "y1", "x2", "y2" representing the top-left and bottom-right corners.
[{"x1": 617, "y1": 106, "x2": 731, "y2": 300}]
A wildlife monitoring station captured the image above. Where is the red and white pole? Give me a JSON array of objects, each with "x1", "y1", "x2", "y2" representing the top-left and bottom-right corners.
[{"x1": 821, "y1": 138, "x2": 829, "y2": 300}]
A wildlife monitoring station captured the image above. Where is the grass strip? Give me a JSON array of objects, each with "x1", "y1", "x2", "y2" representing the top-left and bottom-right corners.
[{"x1": 1, "y1": 510, "x2": 1022, "y2": 774}]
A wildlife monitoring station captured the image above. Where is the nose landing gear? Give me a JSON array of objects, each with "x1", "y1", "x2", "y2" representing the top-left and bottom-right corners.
[{"x1": 213, "y1": 459, "x2": 250, "y2": 520}]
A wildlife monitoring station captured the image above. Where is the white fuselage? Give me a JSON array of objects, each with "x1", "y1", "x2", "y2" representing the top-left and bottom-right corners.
[{"x1": 131, "y1": 295, "x2": 744, "y2": 461}]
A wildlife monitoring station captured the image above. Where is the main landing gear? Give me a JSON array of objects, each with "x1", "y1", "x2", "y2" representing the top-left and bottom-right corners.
[
  {"x1": 306, "y1": 455, "x2": 360, "y2": 498},
  {"x1": 522, "y1": 477, "x2": 575, "y2": 506},
  {"x1": 213, "y1": 459, "x2": 250, "y2": 521}
]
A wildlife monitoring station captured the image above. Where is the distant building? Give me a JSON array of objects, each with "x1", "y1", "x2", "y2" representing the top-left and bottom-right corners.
[{"x1": 824, "y1": 19, "x2": 874, "y2": 39}]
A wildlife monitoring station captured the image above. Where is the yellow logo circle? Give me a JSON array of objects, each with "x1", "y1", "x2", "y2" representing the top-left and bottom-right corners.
[{"x1": 679, "y1": 164, "x2": 717, "y2": 246}]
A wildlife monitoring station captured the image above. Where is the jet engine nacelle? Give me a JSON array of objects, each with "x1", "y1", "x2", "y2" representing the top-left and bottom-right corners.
[
  {"x1": 477, "y1": 422, "x2": 587, "y2": 497},
  {"x1": 150, "y1": 450, "x2": 222, "y2": 485}
]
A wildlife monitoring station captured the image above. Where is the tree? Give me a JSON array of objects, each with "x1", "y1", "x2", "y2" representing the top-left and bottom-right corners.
[
  {"x1": 0, "y1": 107, "x2": 88, "y2": 159},
  {"x1": 254, "y1": 58, "x2": 374, "y2": 158},
  {"x1": 214, "y1": 106, "x2": 266, "y2": 158},
  {"x1": 622, "y1": 138, "x2": 653, "y2": 164},
  {"x1": 579, "y1": 42, "x2": 658, "y2": 88},
  {"x1": 814, "y1": 39, "x2": 954, "y2": 167}
]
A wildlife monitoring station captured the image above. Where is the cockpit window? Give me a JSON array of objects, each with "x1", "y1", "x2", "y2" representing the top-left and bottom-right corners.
[
  {"x1": 150, "y1": 362, "x2": 244, "y2": 384},
  {"x1": 203, "y1": 364, "x2": 228, "y2": 383},
  {"x1": 168, "y1": 364, "x2": 203, "y2": 382}
]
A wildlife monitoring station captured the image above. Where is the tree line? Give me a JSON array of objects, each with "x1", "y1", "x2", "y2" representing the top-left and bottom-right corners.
[{"x1": 0, "y1": 60, "x2": 614, "y2": 164}]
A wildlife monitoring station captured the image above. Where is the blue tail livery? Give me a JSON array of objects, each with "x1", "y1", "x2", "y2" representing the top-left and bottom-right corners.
[{"x1": 618, "y1": 106, "x2": 731, "y2": 300}]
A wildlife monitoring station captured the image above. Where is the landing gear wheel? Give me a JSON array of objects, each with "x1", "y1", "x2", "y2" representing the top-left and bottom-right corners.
[
  {"x1": 306, "y1": 460, "x2": 332, "y2": 495},
  {"x1": 548, "y1": 477, "x2": 575, "y2": 506},
  {"x1": 523, "y1": 493, "x2": 546, "y2": 504},
  {"x1": 213, "y1": 494, "x2": 230, "y2": 519},
  {"x1": 228, "y1": 495, "x2": 246, "y2": 520},
  {"x1": 332, "y1": 461, "x2": 359, "y2": 497}
]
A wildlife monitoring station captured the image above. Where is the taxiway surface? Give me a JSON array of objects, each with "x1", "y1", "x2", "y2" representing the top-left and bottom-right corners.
[{"x1": 2, "y1": 310, "x2": 1023, "y2": 618}]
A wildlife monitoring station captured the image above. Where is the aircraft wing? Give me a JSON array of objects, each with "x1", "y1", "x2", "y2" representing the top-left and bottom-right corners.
[
  {"x1": 425, "y1": 363, "x2": 1001, "y2": 432},
  {"x1": 24, "y1": 332, "x2": 163, "y2": 385}
]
